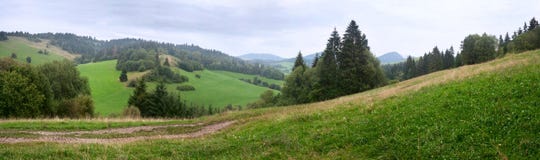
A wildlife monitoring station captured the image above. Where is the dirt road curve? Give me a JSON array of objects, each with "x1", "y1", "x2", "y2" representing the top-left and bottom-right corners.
[{"x1": 0, "y1": 121, "x2": 235, "y2": 144}]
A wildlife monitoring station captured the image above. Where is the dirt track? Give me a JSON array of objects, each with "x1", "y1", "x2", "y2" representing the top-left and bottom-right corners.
[{"x1": 0, "y1": 121, "x2": 235, "y2": 144}]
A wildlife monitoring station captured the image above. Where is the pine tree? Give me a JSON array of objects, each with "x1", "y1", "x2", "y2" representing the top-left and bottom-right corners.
[
  {"x1": 145, "y1": 81, "x2": 168, "y2": 117},
  {"x1": 128, "y1": 79, "x2": 148, "y2": 111},
  {"x1": 404, "y1": 56, "x2": 416, "y2": 79},
  {"x1": 339, "y1": 20, "x2": 364, "y2": 93},
  {"x1": 338, "y1": 20, "x2": 384, "y2": 94},
  {"x1": 312, "y1": 53, "x2": 319, "y2": 68},
  {"x1": 119, "y1": 70, "x2": 128, "y2": 82},
  {"x1": 523, "y1": 22, "x2": 529, "y2": 32},
  {"x1": 529, "y1": 17, "x2": 539, "y2": 31},
  {"x1": 504, "y1": 32, "x2": 511, "y2": 42},
  {"x1": 427, "y1": 46, "x2": 443, "y2": 72},
  {"x1": 443, "y1": 47, "x2": 455, "y2": 69},
  {"x1": 317, "y1": 28, "x2": 340, "y2": 100},
  {"x1": 0, "y1": 31, "x2": 8, "y2": 41},
  {"x1": 163, "y1": 58, "x2": 170, "y2": 66},
  {"x1": 293, "y1": 51, "x2": 305, "y2": 71}
]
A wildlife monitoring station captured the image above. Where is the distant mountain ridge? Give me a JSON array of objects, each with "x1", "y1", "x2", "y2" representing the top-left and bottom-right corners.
[
  {"x1": 238, "y1": 53, "x2": 285, "y2": 61},
  {"x1": 241, "y1": 52, "x2": 405, "y2": 74},
  {"x1": 377, "y1": 52, "x2": 404, "y2": 64}
]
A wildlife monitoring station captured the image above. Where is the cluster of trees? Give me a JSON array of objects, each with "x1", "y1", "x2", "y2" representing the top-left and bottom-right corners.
[
  {"x1": 0, "y1": 59, "x2": 93, "y2": 118},
  {"x1": 383, "y1": 46, "x2": 458, "y2": 81},
  {"x1": 37, "y1": 49, "x2": 50, "y2": 55},
  {"x1": 176, "y1": 85, "x2": 195, "y2": 91},
  {"x1": 278, "y1": 20, "x2": 386, "y2": 105},
  {"x1": 239, "y1": 77, "x2": 281, "y2": 90},
  {"x1": 143, "y1": 65, "x2": 189, "y2": 83},
  {"x1": 503, "y1": 17, "x2": 540, "y2": 53},
  {"x1": 246, "y1": 90, "x2": 280, "y2": 108},
  {"x1": 128, "y1": 80, "x2": 218, "y2": 118},
  {"x1": 116, "y1": 48, "x2": 157, "y2": 72},
  {"x1": 6, "y1": 32, "x2": 284, "y2": 80},
  {"x1": 0, "y1": 31, "x2": 8, "y2": 41},
  {"x1": 383, "y1": 17, "x2": 539, "y2": 82}
]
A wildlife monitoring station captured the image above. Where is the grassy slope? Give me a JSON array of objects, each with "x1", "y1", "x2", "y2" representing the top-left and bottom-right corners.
[
  {"x1": 148, "y1": 68, "x2": 279, "y2": 108},
  {"x1": 79, "y1": 60, "x2": 279, "y2": 115},
  {"x1": 0, "y1": 37, "x2": 65, "y2": 65},
  {"x1": 77, "y1": 60, "x2": 134, "y2": 115},
  {"x1": 212, "y1": 70, "x2": 284, "y2": 86},
  {"x1": 1, "y1": 51, "x2": 538, "y2": 159}
]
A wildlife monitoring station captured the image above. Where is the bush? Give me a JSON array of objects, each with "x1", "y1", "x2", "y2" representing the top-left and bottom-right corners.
[
  {"x1": 144, "y1": 66, "x2": 189, "y2": 83},
  {"x1": 57, "y1": 95, "x2": 94, "y2": 118},
  {"x1": 122, "y1": 106, "x2": 141, "y2": 119},
  {"x1": 176, "y1": 85, "x2": 195, "y2": 91},
  {"x1": 127, "y1": 79, "x2": 137, "y2": 87}
]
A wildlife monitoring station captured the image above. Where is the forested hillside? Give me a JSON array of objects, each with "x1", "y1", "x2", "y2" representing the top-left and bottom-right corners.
[{"x1": 5, "y1": 32, "x2": 284, "y2": 80}]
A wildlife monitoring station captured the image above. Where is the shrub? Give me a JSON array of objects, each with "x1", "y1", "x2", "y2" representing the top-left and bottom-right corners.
[
  {"x1": 176, "y1": 85, "x2": 195, "y2": 91},
  {"x1": 57, "y1": 95, "x2": 94, "y2": 118},
  {"x1": 122, "y1": 106, "x2": 141, "y2": 119}
]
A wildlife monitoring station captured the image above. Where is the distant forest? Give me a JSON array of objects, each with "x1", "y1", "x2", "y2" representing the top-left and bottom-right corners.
[{"x1": 6, "y1": 32, "x2": 284, "y2": 80}]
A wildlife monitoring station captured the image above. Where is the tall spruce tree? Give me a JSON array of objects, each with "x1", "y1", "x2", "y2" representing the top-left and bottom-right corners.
[
  {"x1": 316, "y1": 28, "x2": 340, "y2": 100},
  {"x1": 312, "y1": 53, "x2": 319, "y2": 68},
  {"x1": 338, "y1": 20, "x2": 384, "y2": 94},
  {"x1": 404, "y1": 56, "x2": 416, "y2": 79},
  {"x1": 529, "y1": 17, "x2": 539, "y2": 31},
  {"x1": 281, "y1": 58, "x2": 309, "y2": 105},
  {"x1": 128, "y1": 79, "x2": 148, "y2": 111}
]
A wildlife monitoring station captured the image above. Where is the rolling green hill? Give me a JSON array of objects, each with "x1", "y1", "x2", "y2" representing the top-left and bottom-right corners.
[
  {"x1": 78, "y1": 60, "x2": 282, "y2": 115},
  {"x1": 77, "y1": 60, "x2": 134, "y2": 115},
  {"x1": 149, "y1": 67, "x2": 281, "y2": 109},
  {"x1": 0, "y1": 37, "x2": 66, "y2": 65},
  {"x1": 1, "y1": 50, "x2": 537, "y2": 159}
]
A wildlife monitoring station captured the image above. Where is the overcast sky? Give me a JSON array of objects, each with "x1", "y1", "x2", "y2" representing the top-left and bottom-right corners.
[{"x1": 1, "y1": 0, "x2": 539, "y2": 57}]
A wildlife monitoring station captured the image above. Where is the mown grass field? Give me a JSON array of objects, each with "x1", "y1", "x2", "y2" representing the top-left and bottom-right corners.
[
  {"x1": 1, "y1": 50, "x2": 538, "y2": 159},
  {"x1": 148, "y1": 67, "x2": 281, "y2": 109},
  {"x1": 0, "y1": 37, "x2": 66, "y2": 65},
  {"x1": 79, "y1": 60, "x2": 282, "y2": 115},
  {"x1": 78, "y1": 60, "x2": 134, "y2": 115}
]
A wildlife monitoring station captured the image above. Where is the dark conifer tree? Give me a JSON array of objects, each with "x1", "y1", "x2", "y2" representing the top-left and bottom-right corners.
[
  {"x1": 312, "y1": 53, "x2": 319, "y2": 68},
  {"x1": 317, "y1": 29, "x2": 340, "y2": 100},
  {"x1": 443, "y1": 47, "x2": 455, "y2": 69},
  {"x1": 163, "y1": 58, "x2": 170, "y2": 66},
  {"x1": 119, "y1": 70, "x2": 128, "y2": 82},
  {"x1": 0, "y1": 31, "x2": 8, "y2": 41},
  {"x1": 404, "y1": 56, "x2": 416, "y2": 80},
  {"x1": 293, "y1": 51, "x2": 305, "y2": 70},
  {"x1": 529, "y1": 17, "x2": 539, "y2": 31},
  {"x1": 128, "y1": 79, "x2": 148, "y2": 111}
]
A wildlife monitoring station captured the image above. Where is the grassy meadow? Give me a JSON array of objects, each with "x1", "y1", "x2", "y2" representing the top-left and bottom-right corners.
[
  {"x1": 148, "y1": 68, "x2": 281, "y2": 109},
  {"x1": 78, "y1": 60, "x2": 134, "y2": 115},
  {"x1": 0, "y1": 37, "x2": 66, "y2": 65},
  {"x1": 78, "y1": 60, "x2": 282, "y2": 115},
  {"x1": 1, "y1": 50, "x2": 538, "y2": 159}
]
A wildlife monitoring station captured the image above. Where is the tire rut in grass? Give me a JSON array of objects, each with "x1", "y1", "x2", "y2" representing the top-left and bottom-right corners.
[{"x1": 0, "y1": 121, "x2": 235, "y2": 144}]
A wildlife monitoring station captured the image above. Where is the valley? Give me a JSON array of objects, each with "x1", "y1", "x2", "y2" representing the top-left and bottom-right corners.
[
  {"x1": 0, "y1": 50, "x2": 538, "y2": 159},
  {"x1": 1, "y1": 3, "x2": 539, "y2": 158}
]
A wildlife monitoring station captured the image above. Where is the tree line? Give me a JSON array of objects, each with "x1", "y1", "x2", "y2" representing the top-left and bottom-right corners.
[
  {"x1": 127, "y1": 80, "x2": 227, "y2": 118},
  {"x1": 5, "y1": 32, "x2": 284, "y2": 80},
  {"x1": 383, "y1": 17, "x2": 539, "y2": 82},
  {"x1": 0, "y1": 59, "x2": 93, "y2": 118}
]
